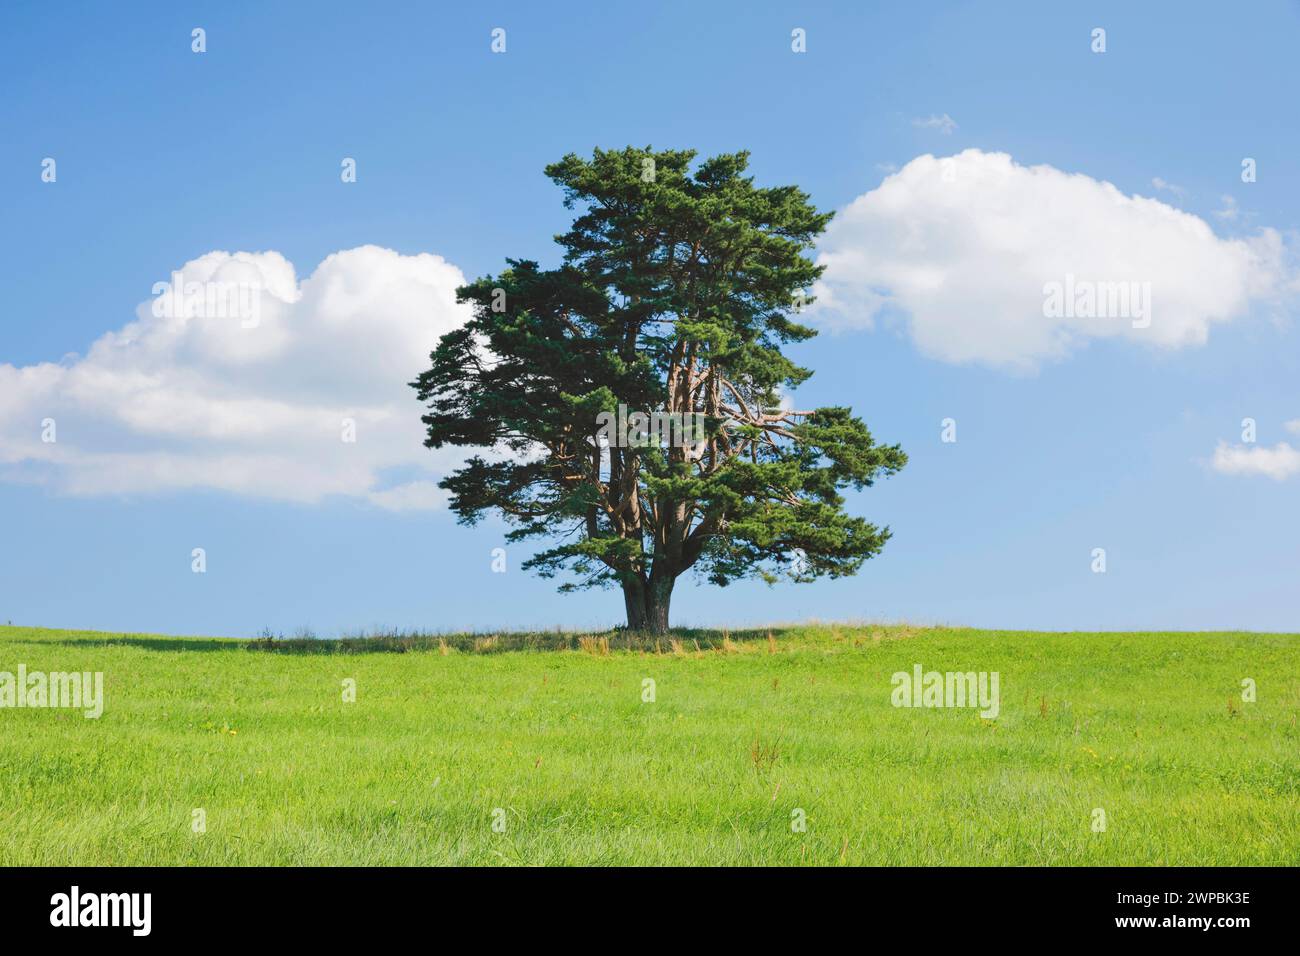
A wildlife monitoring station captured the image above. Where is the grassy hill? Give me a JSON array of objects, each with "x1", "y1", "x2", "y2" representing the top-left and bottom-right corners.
[{"x1": 1, "y1": 623, "x2": 1296, "y2": 865}]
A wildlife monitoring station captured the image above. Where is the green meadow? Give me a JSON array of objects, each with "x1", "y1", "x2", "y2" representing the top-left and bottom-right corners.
[{"x1": 0, "y1": 623, "x2": 1296, "y2": 866}]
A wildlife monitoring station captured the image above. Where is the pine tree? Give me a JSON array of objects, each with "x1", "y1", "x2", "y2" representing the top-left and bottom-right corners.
[{"x1": 413, "y1": 147, "x2": 905, "y2": 632}]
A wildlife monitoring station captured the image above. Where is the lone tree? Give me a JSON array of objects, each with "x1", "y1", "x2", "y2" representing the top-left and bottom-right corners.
[{"x1": 413, "y1": 147, "x2": 905, "y2": 633}]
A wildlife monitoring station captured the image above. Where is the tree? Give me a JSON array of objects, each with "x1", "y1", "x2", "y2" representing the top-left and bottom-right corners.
[{"x1": 413, "y1": 147, "x2": 906, "y2": 633}]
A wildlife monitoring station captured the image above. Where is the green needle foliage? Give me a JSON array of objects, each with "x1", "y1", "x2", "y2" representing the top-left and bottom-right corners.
[{"x1": 413, "y1": 147, "x2": 906, "y2": 632}]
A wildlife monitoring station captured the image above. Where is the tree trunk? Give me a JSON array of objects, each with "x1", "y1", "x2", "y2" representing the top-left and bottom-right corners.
[
  {"x1": 622, "y1": 575, "x2": 674, "y2": 634},
  {"x1": 622, "y1": 576, "x2": 650, "y2": 631}
]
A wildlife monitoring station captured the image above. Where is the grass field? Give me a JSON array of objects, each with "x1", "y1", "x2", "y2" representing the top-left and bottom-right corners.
[{"x1": 1, "y1": 622, "x2": 1297, "y2": 865}]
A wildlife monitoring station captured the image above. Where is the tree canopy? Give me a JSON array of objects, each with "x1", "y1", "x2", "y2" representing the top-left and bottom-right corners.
[{"x1": 413, "y1": 147, "x2": 905, "y2": 632}]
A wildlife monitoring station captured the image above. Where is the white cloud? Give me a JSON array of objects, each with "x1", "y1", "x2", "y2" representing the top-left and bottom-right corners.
[
  {"x1": 1214, "y1": 195, "x2": 1241, "y2": 222},
  {"x1": 812, "y1": 150, "x2": 1290, "y2": 370},
  {"x1": 1151, "y1": 176, "x2": 1186, "y2": 199},
  {"x1": 367, "y1": 480, "x2": 449, "y2": 512},
  {"x1": 0, "y1": 246, "x2": 472, "y2": 509},
  {"x1": 1211, "y1": 441, "x2": 1300, "y2": 481},
  {"x1": 912, "y1": 113, "x2": 957, "y2": 134},
  {"x1": 1286, "y1": 419, "x2": 1300, "y2": 435}
]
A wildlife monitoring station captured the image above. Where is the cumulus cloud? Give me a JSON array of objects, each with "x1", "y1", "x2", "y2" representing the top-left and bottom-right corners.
[
  {"x1": 0, "y1": 246, "x2": 471, "y2": 509},
  {"x1": 813, "y1": 150, "x2": 1291, "y2": 370},
  {"x1": 1210, "y1": 441, "x2": 1300, "y2": 481}
]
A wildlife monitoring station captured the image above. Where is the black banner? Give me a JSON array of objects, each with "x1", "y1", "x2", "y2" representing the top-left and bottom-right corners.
[{"x1": 0, "y1": 867, "x2": 1281, "y2": 942}]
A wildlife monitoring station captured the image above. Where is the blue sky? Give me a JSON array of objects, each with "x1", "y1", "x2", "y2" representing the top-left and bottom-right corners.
[{"x1": 1, "y1": 0, "x2": 1297, "y2": 636}]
